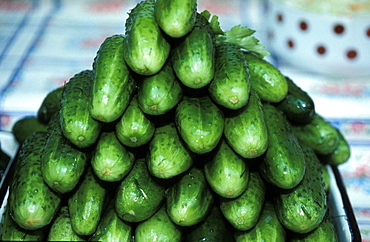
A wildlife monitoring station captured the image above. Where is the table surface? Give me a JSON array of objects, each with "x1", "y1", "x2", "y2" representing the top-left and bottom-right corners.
[{"x1": 1, "y1": 0, "x2": 369, "y2": 240}]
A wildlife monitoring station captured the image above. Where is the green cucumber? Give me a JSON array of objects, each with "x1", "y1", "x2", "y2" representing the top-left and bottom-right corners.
[
  {"x1": 154, "y1": 0, "x2": 197, "y2": 38},
  {"x1": 276, "y1": 76, "x2": 315, "y2": 125},
  {"x1": 137, "y1": 60, "x2": 183, "y2": 116},
  {"x1": 289, "y1": 211, "x2": 338, "y2": 241},
  {"x1": 259, "y1": 103, "x2": 306, "y2": 189},
  {"x1": 135, "y1": 205, "x2": 182, "y2": 242},
  {"x1": 12, "y1": 116, "x2": 48, "y2": 145},
  {"x1": 165, "y1": 167, "x2": 214, "y2": 227},
  {"x1": 89, "y1": 201, "x2": 133, "y2": 242},
  {"x1": 223, "y1": 89, "x2": 268, "y2": 159},
  {"x1": 37, "y1": 86, "x2": 64, "y2": 125},
  {"x1": 115, "y1": 158, "x2": 166, "y2": 223},
  {"x1": 41, "y1": 113, "x2": 88, "y2": 194},
  {"x1": 147, "y1": 122, "x2": 194, "y2": 179},
  {"x1": 47, "y1": 206, "x2": 85, "y2": 241},
  {"x1": 234, "y1": 200, "x2": 286, "y2": 242},
  {"x1": 184, "y1": 205, "x2": 233, "y2": 242},
  {"x1": 1, "y1": 204, "x2": 48, "y2": 241},
  {"x1": 60, "y1": 69, "x2": 102, "y2": 148},
  {"x1": 171, "y1": 13, "x2": 215, "y2": 89},
  {"x1": 208, "y1": 42, "x2": 251, "y2": 110},
  {"x1": 175, "y1": 95, "x2": 224, "y2": 154},
  {"x1": 91, "y1": 131, "x2": 135, "y2": 182},
  {"x1": 243, "y1": 52, "x2": 288, "y2": 102},
  {"x1": 123, "y1": 0, "x2": 171, "y2": 76},
  {"x1": 273, "y1": 144, "x2": 327, "y2": 234},
  {"x1": 219, "y1": 171, "x2": 266, "y2": 231},
  {"x1": 318, "y1": 128, "x2": 351, "y2": 166},
  {"x1": 8, "y1": 131, "x2": 61, "y2": 230},
  {"x1": 68, "y1": 167, "x2": 108, "y2": 236},
  {"x1": 90, "y1": 34, "x2": 135, "y2": 123},
  {"x1": 292, "y1": 113, "x2": 340, "y2": 156},
  {"x1": 204, "y1": 139, "x2": 249, "y2": 198},
  {"x1": 116, "y1": 95, "x2": 155, "y2": 148}
]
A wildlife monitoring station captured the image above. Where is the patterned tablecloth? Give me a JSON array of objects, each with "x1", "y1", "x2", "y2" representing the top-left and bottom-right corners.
[{"x1": 0, "y1": 0, "x2": 369, "y2": 240}]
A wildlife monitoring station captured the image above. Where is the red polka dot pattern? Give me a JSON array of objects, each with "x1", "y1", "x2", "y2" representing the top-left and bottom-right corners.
[{"x1": 334, "y1": 24, "x2": 345, "y2": 34}]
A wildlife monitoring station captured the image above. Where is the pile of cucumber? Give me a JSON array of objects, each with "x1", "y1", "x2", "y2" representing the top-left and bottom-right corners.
[{"x1": 3, "y1": 0, "x2": 351, "y2": 241}]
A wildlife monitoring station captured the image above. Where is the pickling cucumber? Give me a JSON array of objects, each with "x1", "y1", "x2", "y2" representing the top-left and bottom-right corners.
[
  {"x1": 115, "y1": 158, "x2": 166, "y2": 223},
  {"x1": 204, "y1": 139, "x2": 249, "y2": 199},
  {"x1": 115, "y1": 95, "x2": 156, "y2": 147},
  {"x1": 8, "y1": 131, "x2": 61, "y2": 230},
  {"x1": 68, "y1": 167, "x2": 108, "y2": 236},
  {"x1": 243, "y1": 52, "x2": 288, "y2": 102},
  {"x1": 259, "y1": 103, "x2": 306, "y2": 189},
  {"x1": 171, "y1": 13, "x2": 215, "y2": 89},
  {"x1": 154, "y1": 0, "x2": 197, "y2": 38},
  {"x1": 47, "y1": 206, "x2": 85, "y2": 241},
  {"x1": 175, "y1": 95, "x2": 224, "y2": 154},
  {"x1": 123, "y1": 0, "x2": 171, "y2": 75},
  {"x1": 147, "y1": 122, "x2": 194, "y2": 179},
  {"x1": 224, "y1": 89, "x2": 268, "y2": 159},
  {"x1": 276, "y1": 76, "x2": 315, "y2": 125},
  {"x1": 234, "y1": 200, "x2": 286, "y2": 242},
  {"x1": 292, "y1": 113, "x2": 340, "y2": 156},
  {"x1": 166, "y1": 167, "x2": 214, "y2": 227},
  {"x1": 137, "y1": 60, "x2": 183, "y2": 116},
  {"x1": 273, "y1": 144, "x2": 327, "y2": 234},
  {"x1": 91, "y1": 131, "x2": 135, "y2": 182},
  {"x1": 219, "y1": 171, "x2": 266, "y2": 231},
  {"x1": 60, "y1": 69, "x2": 101, "y2": 148},
  {"x1": 37, "y1": 86, "x2": 64, "y2": 125},
  {"x1": 90, "y1": 34, "x2": 135, "y2": 123},
  {"x1": 41, "y1": 113, "x2": 88, "y2": 194},
  {"x1": 135, "y1": 204, "x2": 182, "y2": 242},
  {"x1": 208, "y1": 42, "x2": 251, "y2": 110}
]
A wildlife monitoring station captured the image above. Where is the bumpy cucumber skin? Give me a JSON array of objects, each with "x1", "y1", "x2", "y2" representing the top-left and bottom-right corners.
[
  {"x1": 171, "y1": 13, "x2": 215, "y2": 89},
  {"x1": 259, "y1": 103, "x2": 306, "y2": 189},
  {"x1": 12, "y1": 116, "x2": 48, "y2": 145},
  {"x1": 90, "y1": 34, "x2": 135, "y2": 123},
  {"x1": 243, "y1": 52, "x2": 288, "y2": 102},
  {"x1": 1, "y1": 205, "x2": 48, "y2": 241},
  {"x1": 147, "y1": 122, "x2": 194, "y2": 179},
  {"x1": 89, "y1": 202, "x2": 133, "y2": 242},
  {"x1": 175, "y1": 95, "x2": 224, "y2": 154},
  {"x1": 135, "y1": 205, "x2": 182, "y2": 242},
  {"x1": 224, "y1": 89, "x2": 268, "y2": 159},
  {"x1": 47, "y1": 206, "x2": 85, "y2": 241},
  {"x1": 289, "y1": 211, "x2": 338, "y2": 242},
  {"x1": 234, "y1": 200, "x2": 286, "y2": 242},
  {"x1": 124, "y1": 0, "x2": 170, "y2": 76},
  {"x1": 91, "y1": 131, "x2": 135, "y2": 182},
  {"x1": 319, "y1": 128, "x2": 351, "y2": 166},
  {"x1": 115, "y1": 158, "x2": 165, "y2": 223},
  {"x1": 219, "y1": 171, "x2": 266, "y2": 231},
  {"x1": 166, "y1": 167, "x2": 214, "y2": 227},
  {"x1": 184, "y1": 205, "x2": 233, "y2": 242},
  {"x1": 276, "y1": 76, "x2": 315, "y2": 125},
  {"x1": 292, "y1": 113, "x2": 340, "y2": 156},
  {"x1": 41, "y1": 113, "x2": 88, "y2": 194},
  {"x1": 137, "y1": 61, "x2": 183, "y2": 116},
  {"x1": 68, "y1": 167, "x2": 107, "y2": 236},
  {"x1": 209, "y1": 42, "x2": 251, "y2": 110},
  {"x1": 274, "y1": 145, "x2": 327, "y2": 234},
  {"x1": 116, "y1": 95, "x2": 155, "y2": 147},
  {"x1": 154, "y1": 0, "x2": 197, "y2": 38},
  {"x1": 60, "y1": 69, "x2": 101, "y2": 148},
  {"x1": 204, "y1": 139, "x2": 249, "y2": 199},
  {"x1": 37, "y1": 86, "x2": 64, "y2": 125},
  {"x1": 8, "y1": 132, "x2": 61, "y2": 230}
]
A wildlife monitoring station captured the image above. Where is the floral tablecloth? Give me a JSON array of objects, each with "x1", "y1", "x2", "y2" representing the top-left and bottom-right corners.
[{"x1": 0, "y1": 0, "x2": 369, "y2": 240}]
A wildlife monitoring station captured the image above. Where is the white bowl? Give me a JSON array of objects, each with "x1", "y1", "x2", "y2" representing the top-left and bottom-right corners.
[{"x1": 265, "y1": 0, "x2": 370, "y2": 77}]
